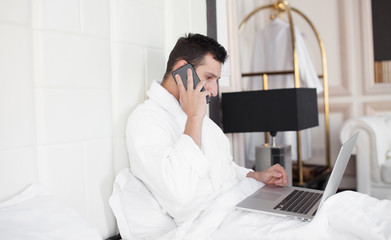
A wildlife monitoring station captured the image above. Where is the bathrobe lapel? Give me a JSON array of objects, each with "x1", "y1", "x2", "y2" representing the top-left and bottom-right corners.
[{"x1": 147, "y1": 80, "x2": 233, "y2": 190}]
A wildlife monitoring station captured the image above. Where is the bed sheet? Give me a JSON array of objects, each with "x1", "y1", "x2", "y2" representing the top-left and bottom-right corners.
[{"x1": 157, "y1": 178, "x2": 391, "y2": 240}]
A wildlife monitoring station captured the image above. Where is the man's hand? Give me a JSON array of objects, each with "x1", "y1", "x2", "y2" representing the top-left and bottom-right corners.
[
  {"x1": 175, "y1": 68, "x2": 210, "y2": 119},
  {"x1": 247, "y1": 164, "x2": 289, "y2": 186},
  {"x1": 175, "y1": 68, "x2": 210, "y2": 148}
]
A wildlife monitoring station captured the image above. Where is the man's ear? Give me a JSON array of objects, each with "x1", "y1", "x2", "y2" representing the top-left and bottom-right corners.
[{"x1": 173, "y1": 60, "x2": 188, "y2": 71}]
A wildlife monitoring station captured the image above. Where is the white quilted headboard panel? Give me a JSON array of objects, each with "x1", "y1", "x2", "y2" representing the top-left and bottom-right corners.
[{"x1": 0, "y1": 0, "x2": 206, "y2": 238}]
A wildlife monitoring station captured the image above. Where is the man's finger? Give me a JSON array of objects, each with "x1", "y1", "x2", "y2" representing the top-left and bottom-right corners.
[
  {"x1": 195, "y1": 80, "x2": 206, "y2": 92},
  {"x1": 274, "y1": 178, "x2": 285, "y2": 186},
  {"x1": 269, "y1": 170, "x2": 282, "y2": 179},
  {"x1": 187, "y1": 68, "x2": 194, "y2": 90},
  {"x1": 272, "y1": 163, "x2": 283, "y2": 171},
  {"x1": 202, "y1": 90, "x2": 211, "y2": 100},
  {"x1": 272, "y1": 164, "x2": 288, "y2": 185},
  {"x1": 175, "y1": 74, "x2": 186, "y2": 92}
]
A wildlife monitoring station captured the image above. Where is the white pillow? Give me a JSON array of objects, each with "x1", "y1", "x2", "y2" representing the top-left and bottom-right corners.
[
  {"x1": 0, "y1": 184, "x2": 101, "y2": 240},
  {"x1": 109, "y1": 168, "x2": 176, "y2": 240}
]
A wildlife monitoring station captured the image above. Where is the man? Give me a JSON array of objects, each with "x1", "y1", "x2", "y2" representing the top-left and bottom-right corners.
[{"x1": 126, "y1": 33, "x2": 288, "y2": 225}]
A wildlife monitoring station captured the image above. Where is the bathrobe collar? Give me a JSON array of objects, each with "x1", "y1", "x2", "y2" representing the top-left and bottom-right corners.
[
  {"x1": 145, "y1": 80, "x2": 248, "y2": 192},
  {"x1": 147, "y1": 80, "x2": 187, "y2": 123}
]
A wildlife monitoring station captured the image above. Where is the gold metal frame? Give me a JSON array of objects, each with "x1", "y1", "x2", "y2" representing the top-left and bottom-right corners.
[{"x1": 239, "y1": 0, "x2": 331, "y2": 185}]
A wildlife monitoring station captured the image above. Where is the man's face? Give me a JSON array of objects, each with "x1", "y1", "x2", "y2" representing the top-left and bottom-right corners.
[{"x1": 195, "y1": 54, "x2": 222, "y2": 97}]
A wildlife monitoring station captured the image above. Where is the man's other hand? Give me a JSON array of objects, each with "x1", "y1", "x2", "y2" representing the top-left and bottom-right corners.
[{"x1": 247, "y1": 164, "x2": 289, "y2": 186}]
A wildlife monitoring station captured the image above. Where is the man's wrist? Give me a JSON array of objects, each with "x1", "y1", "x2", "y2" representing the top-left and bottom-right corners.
[
  {"x1": 247, "y1": 171, "x2": 256, "y2": 179},
  {"x1": 247, "y1": 171, "x2": 263, "y2": 182},
  {"x1": 184, "y1": 116, "x2": 204, "y2": 148},
  {"x1": 186, "y1": 115, "x2": 204, "y2": 122}
]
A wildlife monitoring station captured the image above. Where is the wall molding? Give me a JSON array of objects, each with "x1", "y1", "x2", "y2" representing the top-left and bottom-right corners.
[
  {"x1": 331, "y1": 0, "x2": 352, "y2": 97},
  {"x1": 360, "y1": 0, "x2": 391, "y2": 95},
  {"x1": 364, "y1": 101, "x2": 391, "y2": 115}
]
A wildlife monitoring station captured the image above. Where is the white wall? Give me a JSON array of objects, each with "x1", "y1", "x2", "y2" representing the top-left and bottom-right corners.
[{"x1": 0, "y1": 0, "x2": 206, "y2": 238}]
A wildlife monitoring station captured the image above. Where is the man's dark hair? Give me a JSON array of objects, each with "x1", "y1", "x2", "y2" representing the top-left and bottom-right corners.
[{"x1": 163, "y1": 33, "x2": 228, "y2": 80}]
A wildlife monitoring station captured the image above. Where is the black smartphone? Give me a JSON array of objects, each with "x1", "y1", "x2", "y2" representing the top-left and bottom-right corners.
[{"x1": 172, "y1": 63, "x2": 210, "y2": 103}]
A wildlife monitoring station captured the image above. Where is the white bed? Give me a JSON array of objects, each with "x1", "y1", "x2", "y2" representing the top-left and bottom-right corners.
[
  {"x1": 110, "y1": 168, "x2": 391, "y2": 240},
  {"x1": 2, "y1": 164, "x2": 389, "y2": 240},
  {"x1": 0, "y1": 184, "x2": 103, "y2": 240}
]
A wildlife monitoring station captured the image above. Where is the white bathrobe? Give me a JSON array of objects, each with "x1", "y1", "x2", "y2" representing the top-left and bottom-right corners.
[{"x1": 126, "y1": 80, "x2": 251, "y2": 225}]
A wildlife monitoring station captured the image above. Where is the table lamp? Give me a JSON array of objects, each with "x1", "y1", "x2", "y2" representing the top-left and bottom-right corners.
[{"x1": 221, "y1": 88, "x2": 319, "y2": 185}]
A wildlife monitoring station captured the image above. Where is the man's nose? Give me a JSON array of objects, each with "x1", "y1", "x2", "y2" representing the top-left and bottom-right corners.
[{"x1": 207, "y1": 81, "x2": 218, "y2": 97}]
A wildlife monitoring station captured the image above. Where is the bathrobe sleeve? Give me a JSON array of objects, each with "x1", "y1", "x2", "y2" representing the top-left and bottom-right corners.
[
  {"x1": 232, "y1": 161, "x2": 253, "y2": 180},
  {"x1": 125, "y1": 106, "x2": 209, "y2": 210}
]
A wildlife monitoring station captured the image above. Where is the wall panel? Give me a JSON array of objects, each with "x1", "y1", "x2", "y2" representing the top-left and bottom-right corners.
[{"x1": 0, "y1": 0, "x2": 206, "y2": 237}]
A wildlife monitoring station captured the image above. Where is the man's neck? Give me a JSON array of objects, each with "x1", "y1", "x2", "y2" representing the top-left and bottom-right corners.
[{"x1": 161, "y1": 77, "x2": 179, "y2": 101}]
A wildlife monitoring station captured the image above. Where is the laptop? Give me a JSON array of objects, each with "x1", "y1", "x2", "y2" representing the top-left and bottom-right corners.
[{"x1": 236, "y1": 132, "x2": 359, "y2": 222}]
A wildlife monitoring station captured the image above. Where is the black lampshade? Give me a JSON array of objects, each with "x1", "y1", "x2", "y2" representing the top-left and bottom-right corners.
[{"x1": 221, "y1": 88, "x2": 319, "y2": 134}]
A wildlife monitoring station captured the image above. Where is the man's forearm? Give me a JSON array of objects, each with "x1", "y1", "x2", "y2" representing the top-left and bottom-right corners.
[{"x1": 184, "y1": 116, "x2": 203, "y2": 148}]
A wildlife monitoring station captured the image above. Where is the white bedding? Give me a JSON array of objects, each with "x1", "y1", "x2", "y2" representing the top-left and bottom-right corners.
[
  {"x1": 157, "y1": 178, "x2": 391, "y2": 240},
  {"x1": 0, "y1": 184, "x2": 102, "y2": 240}
]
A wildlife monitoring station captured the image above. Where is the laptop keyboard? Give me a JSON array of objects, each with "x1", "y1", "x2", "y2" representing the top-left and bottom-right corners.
[{"x1": 273, "y1": 189, "x2": 323, "y2": 214}]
